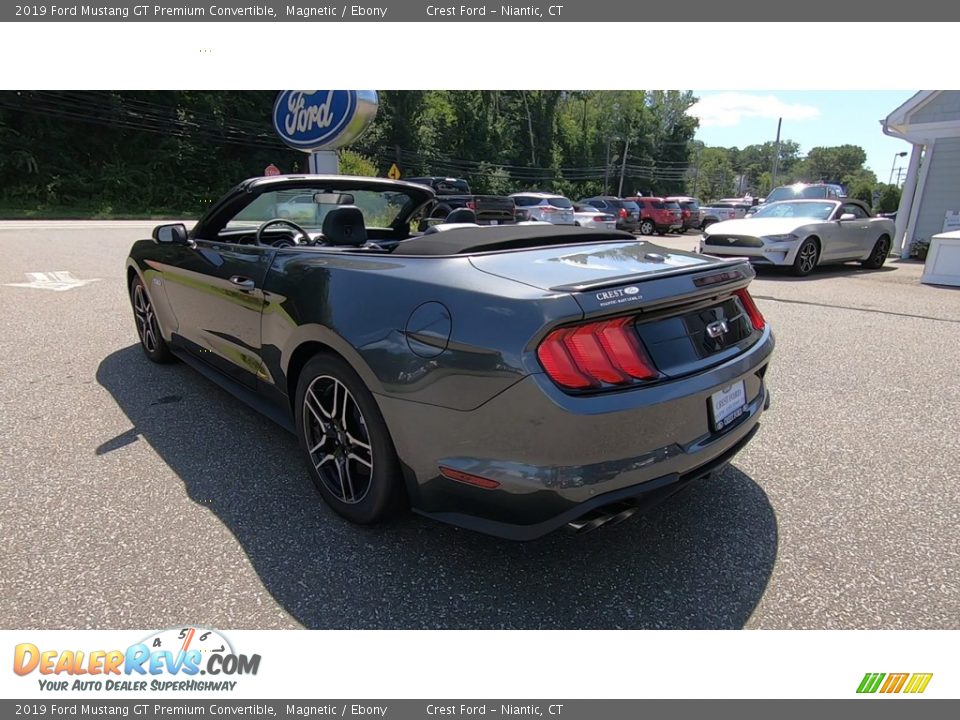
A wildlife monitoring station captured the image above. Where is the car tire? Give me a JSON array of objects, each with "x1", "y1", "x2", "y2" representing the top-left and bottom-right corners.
[
  {"x1": 792, "y1": 238, "x2": 820, "y2": 277},
  {"x1": 861, "y1": 235, "x2": 891, "y2": 269},
  {"x1": 130, "y1": 276, "x2": 174, "y2": 364},
  {"x1": 433, "y1": 204, "x2": 452, "y2": 221},
  {"x1": 639, "y1": 219, "x2": 655, "y2": 236},
  {"x1": 295, "y1": 353, "x2": 407, "y2": 525}
]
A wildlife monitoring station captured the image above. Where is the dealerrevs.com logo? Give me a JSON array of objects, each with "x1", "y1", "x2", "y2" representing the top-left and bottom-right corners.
[{"x1": 13, "y1": 627, "x2": 261, "y2": 692}]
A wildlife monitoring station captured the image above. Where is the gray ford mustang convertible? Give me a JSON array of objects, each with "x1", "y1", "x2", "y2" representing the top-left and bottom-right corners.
[{"x1": 126, "y1": 175, "x2": 774, "y2": 540}]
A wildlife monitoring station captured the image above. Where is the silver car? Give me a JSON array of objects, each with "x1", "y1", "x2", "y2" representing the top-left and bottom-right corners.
[
  {"x1": 510, "y1": 192, "x2": 576, "y2": 225},
  {"x1": 573, "y1": 204, "x2": 617, "y2": 230},
  {"x1": 699, "y1": 199, "x2": 895, "y2": 276}
]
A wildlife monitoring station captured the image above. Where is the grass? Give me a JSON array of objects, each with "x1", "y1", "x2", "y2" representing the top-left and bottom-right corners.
[{"x1": 0, "y1": 205, "x2": 193, "y2": 220}]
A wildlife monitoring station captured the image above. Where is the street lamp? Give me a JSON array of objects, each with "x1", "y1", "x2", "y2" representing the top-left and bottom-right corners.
[{"x1": 889, "y1": 151, "x2": 908, "y2": 185}]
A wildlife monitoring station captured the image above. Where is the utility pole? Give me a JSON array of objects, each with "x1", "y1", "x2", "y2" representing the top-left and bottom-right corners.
[
  {"x1": 692, "y1": 147, "x2": 701, "y2": 196},
  {"x1": 770, "y1": 117, "x2": 782, "y2": 188},
  {"x1": 617, "y1": 137, "x2": 630, "y2": 197},
  {"x1": 604, "y1": 136, "x2": 612, "y2": 195}
]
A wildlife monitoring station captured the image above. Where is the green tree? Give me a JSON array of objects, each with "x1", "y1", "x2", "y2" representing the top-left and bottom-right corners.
[
  {"x1": 338, "y1": 149, "x2": 377, "y2": 177},
  {"x1": 796, "y1": 144, "x2": 868, "y2": 184},
  {"x1": 878, "y1": 184, "x2": 902, "y2": 213},
  {"x1": 849, "y1": 181, "x2": 874, "y2": 206},
  {"x1": 696, "y1": 147, "x2": 736, "y2": 202}
]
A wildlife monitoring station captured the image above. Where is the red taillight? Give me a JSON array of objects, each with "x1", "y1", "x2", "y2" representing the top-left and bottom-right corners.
[
  {"x1": 735, "y1": 288, "x2": 766, "y2": 331},
  {"x1": 593, "y1": 215, "x2": 607, "y2": 222},
  {"x1": 537, "y1": 317, "x2": 657, "y2": 390},
  {"x1": 682, "y1": 209, "x2": 691, "y2": 218},
  {"x1": 618, "y1": 207, "x2": 628, "y2": 218},
  {"x1": 466, "y1": 200, "x2": 476, "y2": 210},
  {"x1": 439, "y1": 466, "x2": 500, "y2": 489}
]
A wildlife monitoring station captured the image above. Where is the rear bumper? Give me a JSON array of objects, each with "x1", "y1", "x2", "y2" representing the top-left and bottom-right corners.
[{"x1": 378, "y1": 328, "x2": 775, "y2": 540}]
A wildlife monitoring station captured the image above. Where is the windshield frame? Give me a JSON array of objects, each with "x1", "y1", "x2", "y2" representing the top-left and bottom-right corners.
[{"x1": 750, "y1": 200, "x2": 839, "y2": 221}]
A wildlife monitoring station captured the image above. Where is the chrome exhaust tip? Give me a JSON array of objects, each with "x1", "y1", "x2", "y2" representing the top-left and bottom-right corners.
[{"x1": 567, "y1": 502, "x2": 639, "y2": 534}]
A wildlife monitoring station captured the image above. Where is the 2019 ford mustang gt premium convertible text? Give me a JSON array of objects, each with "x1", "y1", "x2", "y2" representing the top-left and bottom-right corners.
[
  {"x1": 699, "y1": 199, "x2": 895, "y2": 276},
  {"x1": 126, "y1": 175, "x2": 775, "y2": 539}
]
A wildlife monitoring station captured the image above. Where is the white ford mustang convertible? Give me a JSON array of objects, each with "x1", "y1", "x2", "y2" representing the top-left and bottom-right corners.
[{"x1": 699, "y1": 199, "x2": 895, "y2": 276}]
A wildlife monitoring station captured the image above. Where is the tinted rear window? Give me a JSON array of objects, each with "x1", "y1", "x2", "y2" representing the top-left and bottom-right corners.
[
  {"x1": 651, "y1": 201, "x2": 665, "y2": 209},
  {"x1": 622, "y1": 201, "x2": 640, "y2": 211},
  {"x1": 665, "y1": 201, "x2": 680, "y2": 209},
  {"x1": 548, "y1": 197, "x2": 573, "y2": 208},
  {"x1": 680, "y1": 200, "x2": 699, "y2": 211},
  {"x1": 513, "y1": 196, "x2": 541, "y2": 207},
  {"x1": 436, "y1": 180, "x2": 471, "y2": 193}
]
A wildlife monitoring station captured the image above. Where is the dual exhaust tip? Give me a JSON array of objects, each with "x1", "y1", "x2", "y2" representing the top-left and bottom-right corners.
[{"x1": 567, "y1": 502, "x2": 640, "y2": 534}]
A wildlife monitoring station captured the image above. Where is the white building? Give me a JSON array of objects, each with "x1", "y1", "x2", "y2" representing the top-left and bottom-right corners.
[{"x1": 883, "y1": 91, "x2": 960, "y2": 259}]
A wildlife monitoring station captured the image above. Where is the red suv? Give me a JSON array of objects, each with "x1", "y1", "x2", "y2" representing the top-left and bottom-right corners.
[{"x1": 627, "y1": 197, "x2": 684, "y2": 236}]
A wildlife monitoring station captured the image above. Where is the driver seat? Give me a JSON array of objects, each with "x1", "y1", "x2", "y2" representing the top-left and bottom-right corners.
[{"x1": 321, "y1": 206, "x2": 367, "y2": 246}]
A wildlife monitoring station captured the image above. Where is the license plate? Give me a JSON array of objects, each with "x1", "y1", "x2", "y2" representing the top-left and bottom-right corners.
[
  {"x1": 489, "y1": 220, "x2": 499, "y2": 225},
  {"x1": 709, "y1": 380, "x2": 747, "y2": 431}
]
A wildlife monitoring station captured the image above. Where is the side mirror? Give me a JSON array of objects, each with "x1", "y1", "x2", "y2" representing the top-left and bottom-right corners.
[
  {"x1": 839, "y1": 213, "x2": 856, "y2": 221},
  {"x1": 152, "y1": 223, "x2": 190, "y2": 244}
]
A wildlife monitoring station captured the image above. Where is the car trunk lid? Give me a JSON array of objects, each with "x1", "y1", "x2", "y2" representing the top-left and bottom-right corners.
[{"x1": 472, "y1": 242, "x2": 762, "y2": 383}]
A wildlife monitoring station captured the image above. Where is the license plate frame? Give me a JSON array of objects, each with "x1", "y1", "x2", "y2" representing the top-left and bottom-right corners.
[{"x1": 709, "y1": 380, "x2": 747, "y2": 432}]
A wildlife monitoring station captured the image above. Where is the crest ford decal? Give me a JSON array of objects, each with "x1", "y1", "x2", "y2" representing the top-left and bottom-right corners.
[
  {"x1": 273, "y1": 90, "x2": 378, "y2": 151},
  {"x1": 595, "y1": 286, "x2": 642, "y2": 307}
]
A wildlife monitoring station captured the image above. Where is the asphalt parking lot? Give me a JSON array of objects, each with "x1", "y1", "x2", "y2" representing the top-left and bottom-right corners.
[{"x1": 1, "y1": 221, "x2": 958, "y2": 630}]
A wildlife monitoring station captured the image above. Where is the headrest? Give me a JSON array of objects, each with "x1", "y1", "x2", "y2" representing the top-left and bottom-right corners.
[
  {"x1": 445, "y1": 208, "x2": 477, "y2": 224},
  {"x1": 321, "y1": 206, "x2": 367, "y2": 246}
]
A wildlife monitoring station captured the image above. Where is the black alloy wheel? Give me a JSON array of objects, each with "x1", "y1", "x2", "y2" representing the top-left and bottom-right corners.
[
  {"x1": 131, "y1": 276, "x2": 173, "y2": 363},
  {"x1": 295, "y1": 354, "x2": 406, "y2": 524},
  {"x1": 862, "y1": 236, "x2": 891, "y2": 269},
  {"x1": 792, "y1": 238, "x2": 820, "y2": 277}
]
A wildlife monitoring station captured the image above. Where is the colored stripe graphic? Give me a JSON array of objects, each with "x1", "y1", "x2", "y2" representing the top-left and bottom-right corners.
[
  {"x1": 857, "y1": 673, "x2": 885, "y2": 693},
  {"x1": 880, "y1": 673, "x2": 909, "y2": 693},
  {"x1": 903, "y1": 673, "x2": 933, "y2": 694},
  {"x1": 857, "y1": 672, "x2": 933, "y2": 694}
]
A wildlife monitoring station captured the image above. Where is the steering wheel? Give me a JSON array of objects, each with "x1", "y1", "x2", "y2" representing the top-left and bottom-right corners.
[{"x1": 255, "y1": 218, "x2": 311, "y2": 248}]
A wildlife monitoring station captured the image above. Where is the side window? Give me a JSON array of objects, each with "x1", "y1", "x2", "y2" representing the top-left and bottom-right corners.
[{"x1": 840, "y1": 203, "x2": 867, "y2": 219}]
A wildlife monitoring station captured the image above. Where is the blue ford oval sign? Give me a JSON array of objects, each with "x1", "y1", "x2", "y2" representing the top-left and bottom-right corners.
[{"x1": 273, "y1": 90, "x2": 378, "y2": 152}]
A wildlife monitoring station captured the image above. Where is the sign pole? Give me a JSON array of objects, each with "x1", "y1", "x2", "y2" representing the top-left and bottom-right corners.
[{"x1": 308, "y1": 151, "x2": 339, "y2": 175}]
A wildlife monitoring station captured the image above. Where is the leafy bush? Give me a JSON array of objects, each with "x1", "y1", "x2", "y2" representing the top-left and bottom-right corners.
[
  {"x1": 878, "y1": 184, "x2": 901, "y2": 214},
  {"x1": 849, "y1": 181, "x2": 874, "y2": 206}
]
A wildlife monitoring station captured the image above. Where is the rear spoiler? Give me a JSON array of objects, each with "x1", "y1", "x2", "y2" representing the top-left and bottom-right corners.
[{"x1": 548, "y1": 258, "x2": 752, "y2": 293}]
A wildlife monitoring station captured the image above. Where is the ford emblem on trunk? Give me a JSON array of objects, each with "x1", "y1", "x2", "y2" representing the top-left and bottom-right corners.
[{"x1": 706, "y1": 320, "x2": 728, "y2": 338}]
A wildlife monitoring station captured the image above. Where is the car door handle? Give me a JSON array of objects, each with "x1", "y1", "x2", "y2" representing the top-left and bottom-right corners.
[{"x1": 229, "y1": 276, "x2": 256, "y2": 291}]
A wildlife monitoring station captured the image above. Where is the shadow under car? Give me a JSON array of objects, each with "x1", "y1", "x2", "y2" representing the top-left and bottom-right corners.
[{"x1": 96, "y1": 345, "x2": 779, "y2": 629}]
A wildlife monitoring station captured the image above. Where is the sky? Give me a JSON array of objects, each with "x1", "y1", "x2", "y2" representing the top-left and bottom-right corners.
[{"x1": 688, "y1": 90, "x2": 918, "y2": 185}]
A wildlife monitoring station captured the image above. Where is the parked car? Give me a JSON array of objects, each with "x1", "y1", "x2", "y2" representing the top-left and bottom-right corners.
[
  {"x1": 275, "y1": 192, "x2": 319, "y2": 221},
  {"x1": 573, "y1": 204, "x2": 617, "y2": 230},
  {"x1": 627, "y1": 196, "x2": 683, "y2": 235},
  {"x1": 577, "y1": 196, "x2": 640, "y2": 233},
  {"x1": 700, "y1": 201, "x2": 753, "y2": 228},
  {"x1": 666, "y1": 196, "x2": 704, "y2": 233},
  {"x1": 405, "y1": 176, "x2": 516, "y2": 226},
  {"x1": 764, "y1": 182, "x2": 844, "y2": 204},
  {"x1": 510, "y1": 192, "x2": 576, "y2": 225},
  {"x1": 699, "y1": 198, "x2": 895, "y2": 276},
  {"x1": 127, "y1": 174, "x2": 774, "y2": 540}
]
